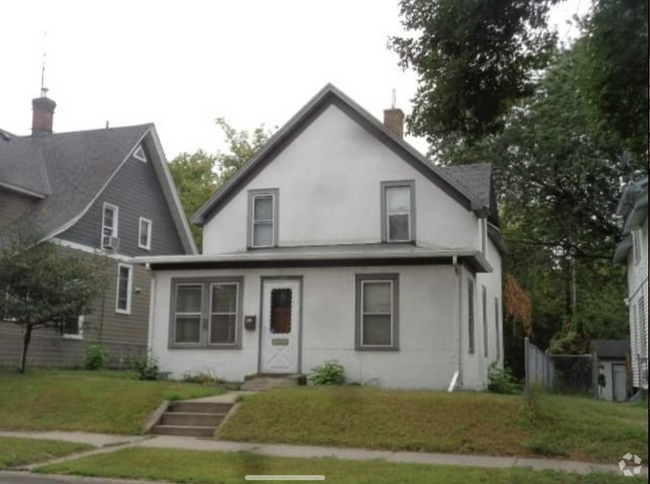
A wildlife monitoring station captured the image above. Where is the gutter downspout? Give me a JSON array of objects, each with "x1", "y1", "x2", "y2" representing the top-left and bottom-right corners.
[
  {"x1": 453, "y1": 255, "x2": 463, "y2": 390},
  {"x1": 146, "y1": 264, "x2": 156, "y2": 356}
]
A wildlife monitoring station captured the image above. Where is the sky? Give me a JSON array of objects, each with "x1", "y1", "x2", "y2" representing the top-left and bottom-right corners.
[{"x1": 0, "y1": 0, "x2": 590, "y2": 160}]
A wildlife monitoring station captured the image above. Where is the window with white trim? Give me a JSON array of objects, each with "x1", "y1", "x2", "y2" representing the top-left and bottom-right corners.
[
  {"x1": 62, "y1": 315, "x2": 84, "y2": 339},
  {"x1": 133, "y1": 146, "x2": 147, "y2": 163},
  {"x1": 170, "y1": 278, "x2": 243, "y2": 348},
  {"x1": 356, "y1": 274, "x2": 399, "y2": 350},
  {"x1": 249, "y1": 190, "x2": 278, "y2": 248},
  {"x1": 138, "y1": 217, "x2": 152, "y2": 250},
  {"x1": 115, "y1": 264, "x2": 133, "y2": 314},
  {"x1": 101, "y1": 203, "x2": 119, "y2": 249},
  {"x1": 382, "y1": 181, "x2": 415, "y2": 243}
]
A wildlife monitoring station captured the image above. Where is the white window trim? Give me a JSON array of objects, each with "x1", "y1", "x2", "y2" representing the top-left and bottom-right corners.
[
  {"x1": 101, "y1": 203, "x2": 119, "y2": 249},
  {"x1": 360, "y1": 279, "x2": 394, "y2": 348},
  {"x1": 251, "y1": 193, "x2": 276, "y2": 249},
  {"x1": 386, "y1": 187, "x2": 412, "y2": 243},
  {"x1": 115, "y1": 263, "x2": 133, "y2": 315},
  {"x1": 173, "y1": 283, "x2": 203, "y2": 346},
  {"x1": 633, "y1": 230, "x2": 642, "y2": 265},
  {"x1": 138, "y1": 217, "x2": 153, "y2": 251},
  {"x1": 207, "y1": 282, "x2": 240, "y2": 347},
  {"x1": 62, "y1": 315, "x2": 84, "y2": 340},
  {"x1": 133, "y1": 146, "x2": 147, "y2": 163}
]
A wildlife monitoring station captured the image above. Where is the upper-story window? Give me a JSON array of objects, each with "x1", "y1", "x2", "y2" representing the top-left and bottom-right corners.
[
  {"x1": 139, "y1": 217, "x2": 153, "y2": 251},
  {"x1": 101, "y1": 203, "x2": 119, "y2": 249},
  {"x1": 248, "y1": 189, "x2": 279, "y2": 249},
  {"x1": 381, "y1": 180, "x2": 416, "y2": 243}
]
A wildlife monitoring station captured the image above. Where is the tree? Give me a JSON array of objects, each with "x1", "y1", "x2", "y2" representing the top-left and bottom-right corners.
[
  {"x1": 169, "y1": 119, "x2": 275, "y2": 250},
  {"x1": 169, "y1": 150, "x2": 219, "y2": 249},
  {"x1": 0, "y1": 227, "x2": 107, "y2": 373},
  {"x1": 390, "y1": 0, "x2": 558, "y2": 148}
]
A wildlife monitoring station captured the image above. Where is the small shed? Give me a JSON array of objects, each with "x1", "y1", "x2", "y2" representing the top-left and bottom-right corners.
[{"x1": 593, "y1": 339, "x2": 631, "y2": 402}]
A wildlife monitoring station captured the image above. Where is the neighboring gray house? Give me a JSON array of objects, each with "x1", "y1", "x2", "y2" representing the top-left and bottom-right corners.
[
  {"x1": 614, "y1": 176, "x2": 648, "y2": 393},
  {"x1": 0, "y1": 94, "x2": 196, "y2": 368},
  {"x1": 593, "y1": 339, "x2": 630, "y2": 402}
]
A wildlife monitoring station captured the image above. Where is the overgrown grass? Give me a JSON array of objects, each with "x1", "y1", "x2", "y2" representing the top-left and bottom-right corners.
[
  {"x1": 0, "y1": 437, "x2": 91, "y2": 470},
  {"x1": 0, "y1": 371, "x2": 226, "y2": 434},
  {"x1": 219, "y1": 387, "x2": 648, "y2": 464},
  {"x1": 37, "y1": 447, "x2": 637, "y2": 484}
]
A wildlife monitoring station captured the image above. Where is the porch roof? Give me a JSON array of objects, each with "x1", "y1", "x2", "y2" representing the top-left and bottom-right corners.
[{"x1": 135, "y1": 243, "x2": 493, "y2": 273}]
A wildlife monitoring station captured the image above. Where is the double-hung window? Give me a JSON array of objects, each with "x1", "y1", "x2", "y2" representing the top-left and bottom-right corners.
[
  {"x1": 101, "y1": 203, "x2": 119, "y2": 249},
  {"x1": 382, "y1": 181, "x2": 415, "y2": 243},
  {"x1": 138, "y1": 217, "x2": 152, "y2": 251},
  {"x1": 62, "y1": 315, "x2": 84, "y2": 340},
  {"x1": 171, "y1": 278, "x2": 243, "y2": 349},
  {"x1": 356, "y1": 274, "x2": 399, "y2": 350},
  {"x1": 248, "y1": 189, "x2": 279, "y2": 248},
  {"x1": 115, "y1": 264, "x2": 133, "y2": 314}
]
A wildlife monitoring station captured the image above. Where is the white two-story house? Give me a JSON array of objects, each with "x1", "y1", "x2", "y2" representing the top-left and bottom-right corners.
[
  {"x1": 138, "y1": 84, "x2": 505, "y2": 390},
  {"x1": 615, "y1": 176, "x2": 648, "y2": 392}
]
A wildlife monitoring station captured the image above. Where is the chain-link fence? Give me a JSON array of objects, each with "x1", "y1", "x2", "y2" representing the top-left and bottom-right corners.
[{"x1": 525, "y1": 338, "x2": 599, "y2": 398}]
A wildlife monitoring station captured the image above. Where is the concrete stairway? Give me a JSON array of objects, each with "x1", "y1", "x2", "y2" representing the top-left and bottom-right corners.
[
  {"x1": 241, "y1": 373, "x2": 306, "y2": 391},
  {"x1": 151, "y1": 401, "x2": 233, "y2": 437}
]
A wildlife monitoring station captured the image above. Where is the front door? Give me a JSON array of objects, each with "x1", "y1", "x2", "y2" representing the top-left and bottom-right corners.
[
  {"x1": 612, "y1": 364, "x2": 627, "y2": 402},
  {"x1": 260, "y1": 279, "x2": 301, "y2": 374}
]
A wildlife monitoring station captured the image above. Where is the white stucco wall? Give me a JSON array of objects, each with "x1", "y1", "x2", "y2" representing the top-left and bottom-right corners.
[
  {"x1": 202, "y1": 104, "x2": 478, "y2": 254},
  {"x1": 627, "y1": 217, "x2": 648, "y2": 389},
  {"x1": 149, "y1": 265, "x2": 462, "y2": 390}
]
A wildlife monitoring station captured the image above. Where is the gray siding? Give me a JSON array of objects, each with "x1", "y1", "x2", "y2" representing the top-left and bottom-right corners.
[
  {"x1": 0, "y1": 187, "x2": 35, "y2": 227},
  {"x1": 59, "y1": 146, "x2": 185, "y2": 257}
]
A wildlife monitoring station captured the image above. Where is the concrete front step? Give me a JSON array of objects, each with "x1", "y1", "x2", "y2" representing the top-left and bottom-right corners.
[
  {"x1": 151, "y1": 425, "x2": 217, "y2": 438},
  {"x1": 241, "y1": 373, "x2": 306, "y2": 391},
  {"x1": 160, "y1": 412, "x2": 227, "y2": 427},
  {"x1": 168, "y1": 401, "x2": 233, "y2": 414}
]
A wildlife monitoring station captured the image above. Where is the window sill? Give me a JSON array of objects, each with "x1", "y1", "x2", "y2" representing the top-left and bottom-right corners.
[
  {"x1": 355, "y1": 346, "x2": 399, "y2": 352},
  {"x1": 138, "y1": 245, "x2": 152, "y2": 251},
  {"x1": 62, "y1": 334, "x2": 83, "y2": 341},
  {"x1": 115, "y1": 309, "x2": 132, "y2": 316},
  {"x1": 168, "y1": 344, "x2": 242, "y2": 350}
]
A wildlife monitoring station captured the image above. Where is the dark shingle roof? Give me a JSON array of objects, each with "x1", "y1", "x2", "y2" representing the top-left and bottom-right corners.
[
  {"x1": 0, "y1": 124, "x2": 150, "y2": 236},
  {"x1": 440, "y1": 163, "x2": 492, "y2": 208},
  {"x1": 0, "y1": 137, "x2": 50, "y2": 196},
  {"x1": 592, "y1": 339, "x2": 630, "y2": 359}
]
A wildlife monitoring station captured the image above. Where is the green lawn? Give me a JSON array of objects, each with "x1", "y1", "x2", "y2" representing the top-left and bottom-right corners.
[
  {"x1": 0, "y1": 371, "x2": 226, "y2": 434},
  {"x1": 0, "y1": 437, "x2": 91, "y2": 470},
  {"x1": 36, "y1": 447, "x2": 637, "y2": 484},
  {"x1": 219, "y1": 387, "x2": 648, "y2": 464}
]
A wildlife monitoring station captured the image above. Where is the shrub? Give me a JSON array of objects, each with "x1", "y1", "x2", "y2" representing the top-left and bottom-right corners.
[
  {"x1": 308, "y1": 361, "x2": 345, "y2": 386},
  {"x1": 131, "y1": 354, "x2": 165, "y2": 381},
  {"x1": 84, "y1": 344, "x2": 111, "y2": 371},
  {"x1": 487, "y1": 362, "x2": 519, "y2": 395},
  {"x1": 183, "y1": 370, "x2": 221, "y2": 386}
]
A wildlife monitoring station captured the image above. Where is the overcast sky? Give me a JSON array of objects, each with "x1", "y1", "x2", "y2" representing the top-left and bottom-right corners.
[{"x1": 1, "y1": 0, "x2": 590, "y2": 160}]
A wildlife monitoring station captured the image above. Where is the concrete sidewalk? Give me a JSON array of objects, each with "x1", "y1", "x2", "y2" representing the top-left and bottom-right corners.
[
  {"x1": 137, "y1": 435, "x2": 630, "y2": 475},
  {"x1": 3, "y1": 430, "x2": 643, "y2": 476}
]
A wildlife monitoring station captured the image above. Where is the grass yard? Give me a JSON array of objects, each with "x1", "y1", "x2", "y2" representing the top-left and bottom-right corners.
[
  {"x1": 0, "y1": 371, "x2": 226, "y2": 434},
  {"x1": 36, "y1": 447, "x2": 638, "y2": 484},
  {"x1": 0, "y1": 437, "x2": 91, "y2": 470},
  {"x1": 219, "y1": 387, "x2": 648, "y2": 464}
]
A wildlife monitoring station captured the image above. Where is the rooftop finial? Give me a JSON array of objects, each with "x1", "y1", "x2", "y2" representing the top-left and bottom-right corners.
[
  {"x1": 391, "y1": 88, "x2": 397, "y2": 109},
  {"x1": 40, "y1": 30, "x2": 48, "y2": 98}
]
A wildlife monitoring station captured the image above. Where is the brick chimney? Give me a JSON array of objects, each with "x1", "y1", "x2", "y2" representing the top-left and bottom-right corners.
[
  {"x1": 32, "y1": 96, "x2": 56, "y2": 135},
  {"x1": 383, "y1": 108, "x2": 404, "y2": 138}
]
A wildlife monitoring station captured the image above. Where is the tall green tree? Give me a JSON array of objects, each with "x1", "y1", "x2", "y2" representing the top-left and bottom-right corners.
[
  {"x1": 390, "y1": 0, "x2": 559, "y2": 148},
  {"x1": 0, "y1": 227, "x2": 107, "y2": 373},
  {"x1": 169, "y1": 119, "x2": 274, "y2": 250}
]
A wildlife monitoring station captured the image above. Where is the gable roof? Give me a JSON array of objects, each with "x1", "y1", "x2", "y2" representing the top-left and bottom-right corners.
[
  {"x1": 440, "y1": 164, "x2": 492, "y2": 208},
  {"x1": 192, "y1": 84, "x2": 489, "y2": 226},
  {"x1": 0, "y1": 124, "x2": 197, "y2": 254},
  {"x1": 592, "y1": 339, "x2": 630, "y2": 359}
]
